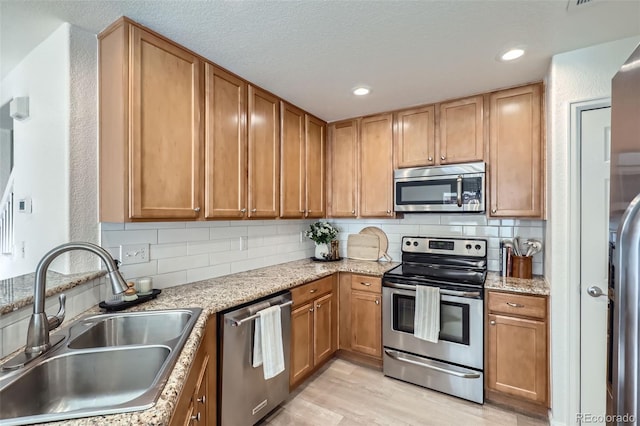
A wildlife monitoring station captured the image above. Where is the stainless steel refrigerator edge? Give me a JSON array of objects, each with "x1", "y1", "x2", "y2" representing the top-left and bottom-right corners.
[{"x1": 610, "y1": 42, "x2": 640, "y2": 424}]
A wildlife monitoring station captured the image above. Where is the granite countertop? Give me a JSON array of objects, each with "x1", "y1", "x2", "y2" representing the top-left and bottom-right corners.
[
  {"x1": 484, "y1": 271, "x2": 550, "y2": 296},
  {"x1": 8, "y1": 258, "x2": 397, "y2": 426},
  {"x1": 0, "y1": 270, "x2": 107, "y2": 315}
]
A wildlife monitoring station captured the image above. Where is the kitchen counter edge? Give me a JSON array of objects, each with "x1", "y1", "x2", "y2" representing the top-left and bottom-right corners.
[{"x1": 484, "y1": 272, "x2": 550, "y2": 296}]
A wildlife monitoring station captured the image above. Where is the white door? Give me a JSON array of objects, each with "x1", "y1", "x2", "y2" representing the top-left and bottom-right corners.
[{"x1": 580, "y1": 106, "x2": 611, "y2": 423}]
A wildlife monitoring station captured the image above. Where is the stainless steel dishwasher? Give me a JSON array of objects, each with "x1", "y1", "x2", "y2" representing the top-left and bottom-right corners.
[{"x1": 219, "y1": 291, "x2": 292, "y2": 426}]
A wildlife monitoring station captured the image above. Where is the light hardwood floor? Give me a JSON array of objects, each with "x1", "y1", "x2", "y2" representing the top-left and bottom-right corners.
[{"x1": 262, "y1": 359, "x2": 548, "y2": 426}]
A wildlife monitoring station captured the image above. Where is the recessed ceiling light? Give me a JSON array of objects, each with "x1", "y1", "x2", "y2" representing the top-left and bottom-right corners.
[
  {"x1": 500, "y1": 48, "x2": 525, "y2": 61},
  {"x1": 353, "y1": 86, "x2": 370, "y2": 96}
]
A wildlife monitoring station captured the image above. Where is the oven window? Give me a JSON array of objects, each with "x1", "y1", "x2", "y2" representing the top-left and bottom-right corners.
[{"x1": 392, "y1": 294, "x2": 470, "y2": 345}]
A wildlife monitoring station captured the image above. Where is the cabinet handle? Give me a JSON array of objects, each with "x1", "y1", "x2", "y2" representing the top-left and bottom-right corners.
[
  {"x1": 197, "y1": 395, "x2": 206, "y2": 404},
  {"x1": 428, "y1": 156, "x2": 433, "y2": 162},
  {"x1": 360, "y1": 282, "x2": 372, "y2": 287},
  {"x1": 490, "y1": 320, "x2": 496, "y2": 325},
  {"x1": 191, "y1": 412, "x2": 201, "y2": 422},
  {"x1": 351, "y1": 210, "x2": 356, "y2": 215},
  {"x1": 491, "y1": 208, "x2": 497, "y2": 214},
  {"x1": 506, "y1": 302, "x2": 525, "y2": 308},
  {"x1": 441, "y1": 155, "x2": 446, "y2": 161},
  {"x1": 375, "y1": 299, "x2": 380, "y2": 305},
  {"x1": 387, "y1": 210, "x2": 392, "y2": 214},
  {"x1": 309, "y1": 289, "x2": 317, "y2": 293},
  {"x1": 300, "y1": 210, "x2": 306, "y2": 214},
  {"x1": 251, "y1": 208, "x2": 257, "y2": 213},
  {"x1": 194, "y1": 207, "x2": 201, "y2": 212},
  {"x1": 316, "y1": 303, "x2": 322, "y2": 309},
  {"x1": 309, "y1": 308, "x2": 314, "y2": 312},
  {"x1": 240, "y1": 208, "x2": 246, "y2": 214}
]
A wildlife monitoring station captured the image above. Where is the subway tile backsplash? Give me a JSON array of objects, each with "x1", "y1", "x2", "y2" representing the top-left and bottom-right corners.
[{"x1": 101, "y1": 215, "x2": 545, "y2": 292}]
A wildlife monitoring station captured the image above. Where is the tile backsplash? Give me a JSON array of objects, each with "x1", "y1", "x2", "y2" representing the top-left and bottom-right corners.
[
  {"x1": 101, "y1": 215, "x2": 545, "y2": 292},
  {"x1": 100, "y1": 220, "x2": 316, "y2": 289}
]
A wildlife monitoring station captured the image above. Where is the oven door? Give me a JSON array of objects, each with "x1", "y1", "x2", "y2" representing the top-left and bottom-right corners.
[
  {"x1": 382, "y1": 282, "x2": 483, "y2": 370},
  {"x1": 394, "y1": 174, "x2": 484, "y2": 213}
]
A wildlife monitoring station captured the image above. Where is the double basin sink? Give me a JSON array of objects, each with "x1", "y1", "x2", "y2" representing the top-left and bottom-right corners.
[{"x1": 0, "y1": 308, "x2": 202, "y2": 425}]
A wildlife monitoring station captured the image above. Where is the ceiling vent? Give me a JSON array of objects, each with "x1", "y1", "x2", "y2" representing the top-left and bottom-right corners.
[{"x1": 567, "y1": 0, "x2": 602, "y2": 12}]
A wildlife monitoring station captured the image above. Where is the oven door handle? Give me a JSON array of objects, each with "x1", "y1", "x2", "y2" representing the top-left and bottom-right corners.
[
  {"x1": 456, "y1": 175, "x2": 463, "y2": 207},
  {"x1": 383, "y1": 282, "x2": 481, "y2": 298},
  {"x1": 384, "y1": 350, "x2": 481, "y2": 379}
]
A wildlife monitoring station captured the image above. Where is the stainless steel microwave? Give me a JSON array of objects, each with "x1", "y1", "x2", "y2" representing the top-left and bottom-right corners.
[{"x1": 394, "y1": 162, "x2": 485, "y2": 213}]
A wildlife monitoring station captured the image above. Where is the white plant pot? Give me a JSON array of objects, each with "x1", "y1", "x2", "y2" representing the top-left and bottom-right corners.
[{"x1": 315, "y1": 243, "x2": 329, "y2": 259}]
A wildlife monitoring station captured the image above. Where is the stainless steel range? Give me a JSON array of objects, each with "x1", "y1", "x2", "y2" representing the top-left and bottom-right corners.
[{"x1": 382, "y1": 236, "x2": 487, "y2": 404}]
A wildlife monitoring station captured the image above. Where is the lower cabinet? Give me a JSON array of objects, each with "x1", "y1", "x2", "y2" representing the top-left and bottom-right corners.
[
  {"x1": 485, "y1": 290, "x2": 549, "y2": 415},
  {"x1": 338, "y1": 273, "x2": 383, "y2": 365},
  {"x1": 290, "y1": 276, "x2": 337, "y2": 388},
  {"x1": 170, "y1": 316, "x2": 216, "y2": 426}
]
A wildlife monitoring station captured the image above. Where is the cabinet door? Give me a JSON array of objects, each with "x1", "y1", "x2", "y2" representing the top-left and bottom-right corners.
[
  {"x1": 328, "y1": 120, "x2": 358, "y2": 217},
  {"x1": 305, "y1": 116, "x2": 325, "y2": 218},
  {"x1": 280, "y1": 102, "x2": 305, "y2": 218},
  {"x1": 488, "y1": 313, "x2": 547, "y2": 404},
  {"x1": 489, "y1": 84, "x2": 543, "y2": 217},
  {"x1": 395, "y1": 105, "x2": 436, "y2": 167},
  {"x1": 350, "y1": 290, "x2": 382, "y2": 358},
  {"x1": 290, "y1": 302, "x2": 314, "y2": 386},
  {"x1": 204, "y1": 64, "x2": 247, "y2": 219},
  {"x1": 439, "y1": 96, "x2": 484, "y2": 164},
  {"x1": 129, "y1": 26, "x2": 203, "y2": 219},
  {"x1": 313, "y1": 292, "x2": 334, "y2": 366},
  {"x1": 248, "y1": 86, "x2": 280, "y2": 218},
  {"x1": 360, "y1": 114, "x2": 394, "y2": 217}
]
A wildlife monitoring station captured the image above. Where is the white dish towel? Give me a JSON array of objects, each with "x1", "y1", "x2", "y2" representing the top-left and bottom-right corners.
[
  {"x1": 414, "y1": 285, "x2": 440, "y2": 343},
  {"x1": 252, "y1": 305, "x2": 285, "y2": 380}
]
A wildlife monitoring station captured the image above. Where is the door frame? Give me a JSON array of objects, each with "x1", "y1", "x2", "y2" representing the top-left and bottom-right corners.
[{"x1": 568, "y1": 97, "x2": 611, "y2": 423}]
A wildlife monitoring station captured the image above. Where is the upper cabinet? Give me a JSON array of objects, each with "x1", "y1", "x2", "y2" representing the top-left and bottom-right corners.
[
  {"x1": 439, "y1": 95, "x2": 484, "y2": 164},
  {"x1": 280, "y1": 103, "x2": 326, "y2": 219},
  {"x1": 360, "y1": 114, "x2": 394, "y2": 217},
  {"x1": 328, "y1": 120, "x2": 359, "y2": 218},
  {"x1": 100, "y1": 20, "x2": 203, "y2": 221},
  {"x1": 395, "y1": 105, "x2": 436, "y2": 167},
  {"x1": 488, "y1": 84, "x2": 544, "y2": 218},
  {"x1": 204, "y1": 64, "x2": 247, "y2": 219}
]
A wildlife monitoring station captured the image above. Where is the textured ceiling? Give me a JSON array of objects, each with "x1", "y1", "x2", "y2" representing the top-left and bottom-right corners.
[{"x1": 1, "y1": 0, "x2": 639, "y2": 122}]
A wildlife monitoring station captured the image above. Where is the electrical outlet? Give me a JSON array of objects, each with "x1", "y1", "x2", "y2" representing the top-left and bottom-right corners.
[
  {"x1": 239, "y1": 236, "x2": 248, "y2": 251},
  {"x1": 119, "y1": 244, "x2": 149, "y2": 265}
]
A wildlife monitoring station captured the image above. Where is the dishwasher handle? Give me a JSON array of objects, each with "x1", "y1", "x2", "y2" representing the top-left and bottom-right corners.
[{"x1": 229, "y1": 300, "x2": 293, "y2": 327}]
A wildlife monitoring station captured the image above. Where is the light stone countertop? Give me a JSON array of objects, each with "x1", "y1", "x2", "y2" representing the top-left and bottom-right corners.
[
  {"x1": 484, "y1": 272, "x2": 550, "y2": 296},
  {"x1": 0, "y1": 270, "x2": 107, "y2": 315},
  {"x1": 8, "y1": 258, "x2": 398, "y2": 426}
]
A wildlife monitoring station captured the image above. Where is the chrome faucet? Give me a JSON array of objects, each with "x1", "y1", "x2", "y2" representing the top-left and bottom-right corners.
[{"x1": 2, "y1": 242, "x2": 129, "y2": 371}]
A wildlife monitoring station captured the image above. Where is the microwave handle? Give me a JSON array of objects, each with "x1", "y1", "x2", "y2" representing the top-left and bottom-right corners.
[{"x1": 456, "y1": 175, "x2": 463, "y2": 207}]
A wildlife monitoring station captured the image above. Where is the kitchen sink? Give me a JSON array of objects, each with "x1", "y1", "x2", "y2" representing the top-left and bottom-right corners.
[
  {"x1": 68, "y1": 310, "x2": 194, "y2": 349},
  {"x1": 0, "y1": 308, "x2": 202, "y2": 426}
]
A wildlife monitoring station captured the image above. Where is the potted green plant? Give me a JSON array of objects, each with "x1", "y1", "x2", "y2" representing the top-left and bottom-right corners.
[{"x1": 305, "y1": 221, "x2": 339, "y2": 259}]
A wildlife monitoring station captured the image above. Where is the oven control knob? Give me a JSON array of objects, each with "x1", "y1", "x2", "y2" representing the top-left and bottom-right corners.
[
  {"x1": 475, "y1": 244, "x2": 481, "y2": 250},
  {"x1": 405, "y1": 241, "x2": 411, "y2": 246},
  {"x1": 465, "y1": 244, "x2": 472, "y2": 250},
  {"x1": 413, "y1": 241, "x2": 419, "y2": 247}
]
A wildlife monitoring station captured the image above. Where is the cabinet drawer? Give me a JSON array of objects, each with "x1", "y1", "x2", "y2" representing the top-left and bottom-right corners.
[
  {"x1": 488, "y1": 291, "x2": 546, "y2": 319},
  {"x1": 292, "y1": 276, "x2": 333, "y2": 307},
  {"x1": 351, "y1": 274, "x2": 381, "y2": 294}
]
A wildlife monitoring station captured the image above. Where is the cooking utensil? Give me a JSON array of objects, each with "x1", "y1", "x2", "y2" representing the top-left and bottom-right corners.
[
  {"x1": 512, "y1": 236, "x2": 521, "y2": 256},
  {"x1": 347, "y1": 234, "x2": 380, "y2": 261}
]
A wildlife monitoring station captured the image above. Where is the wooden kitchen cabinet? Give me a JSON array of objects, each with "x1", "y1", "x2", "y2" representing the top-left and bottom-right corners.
[
  {"x1": 170, "y1": 316, "x2": 216, "y2": 426},
  {"x1": 337, "y1": 273, "x2": 383, "y2": 366},
  {"x1": 99, "y1": 18, "x2": 203, "y2": 221},
  {"x1": 488, "y1": 83, "x2": 544, "y2": 218},
  {"x1": 360, "y1": 114, "x2": 394, "y2": 217},
  {"x1": 248, "y1": 86, "x2": 280, "y2": 218},
  {"x1": 280, "y1": 102, "x2": 326, "y2": 218},
  {"x1": 327, "y1": 120, "x2": 359, "y2": 217},
  {"x1": 439, "y1": 95, "x2": 484, "y2": 164},
  {"x1": 486, "y1": 290, "x2": 549, "y2": 415},
  {"x1": 395, "y1": 105, "x2": 436, "y2": 167},
  {"x1": 204, "y1": 64, "x2": 247, "y2": 219},
  {"x1": 290, "y1": 276, "x2": 337, "y2": 388}
]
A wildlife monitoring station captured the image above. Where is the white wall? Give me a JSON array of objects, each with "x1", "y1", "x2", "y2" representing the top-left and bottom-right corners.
[
  {"x1": 0, "y1": 23, "x2": 99, "y2": 279},
  {"x1": 546, "y1": 35, "x2": 640, "y2": 426},
  {"x1": 0, "y1": 24, "x2": 71, "y2": 279}
]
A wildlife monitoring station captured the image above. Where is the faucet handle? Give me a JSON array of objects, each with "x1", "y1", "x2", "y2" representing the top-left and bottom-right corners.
[{"x1": 47, "y1": 293, "x2": 66, "y2": 331}]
